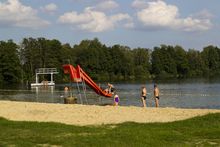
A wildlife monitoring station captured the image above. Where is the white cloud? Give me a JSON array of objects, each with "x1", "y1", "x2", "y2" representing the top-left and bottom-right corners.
[
  {"x1": 124, "y1": 22, "x2": 135, "y2": 28},
  {"x1": 41, "y1": 3, "x2": 57, "y2": 14},
  {"x1": 132, "y1": 0, "x2": 150, "y2": 9},
  {"x1": 191, "y1": 9, "x2": 214, "y2": 20},
  {"x1": 136, "y1": 0, "x2": 212, "y2": 32},
  {"x1": 0, "y1": 0, "x2": 50, "y2": 28},
  {"x1": 94, "y1": 0, "x2": 119, "y2": 11},
  {"x1": 58, "y1": 7, "x2": 132, "y2": 32}
]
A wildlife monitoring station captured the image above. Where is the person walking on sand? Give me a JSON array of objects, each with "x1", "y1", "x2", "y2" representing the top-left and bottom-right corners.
[
  {"x1": 154, "y1": 84, "x2": 160, "y2": 107},
  {"x1": 114, "y1": 92, "x2": 120, "y2": 106},
  {"x1": 141, "y1": 85, "x2": 147, "y2": 107}
]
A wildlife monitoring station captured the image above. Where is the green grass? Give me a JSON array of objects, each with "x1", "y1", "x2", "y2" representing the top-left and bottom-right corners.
[{"x1": 0, "y1": 113, "x2": 220, "y2": 147}]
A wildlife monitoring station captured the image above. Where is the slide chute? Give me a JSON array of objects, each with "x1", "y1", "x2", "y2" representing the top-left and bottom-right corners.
[{"x1": 63, "y1": 64, "x2": 112, "y2": 98}]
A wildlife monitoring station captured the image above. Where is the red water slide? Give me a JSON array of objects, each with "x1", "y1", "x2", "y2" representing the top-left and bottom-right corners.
[{"x1": 63, "y1": 64, "x2": 112, "y2": 98}]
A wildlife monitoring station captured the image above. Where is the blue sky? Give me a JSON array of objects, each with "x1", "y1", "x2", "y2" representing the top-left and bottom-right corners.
[{"x1": 0, "y1": 0, "x2": 219, "y2": 50}]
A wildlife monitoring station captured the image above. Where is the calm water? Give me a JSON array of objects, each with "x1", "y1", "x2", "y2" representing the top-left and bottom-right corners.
[{"x1": 0, "y1": 81, "x2": 220, "y2": 109}]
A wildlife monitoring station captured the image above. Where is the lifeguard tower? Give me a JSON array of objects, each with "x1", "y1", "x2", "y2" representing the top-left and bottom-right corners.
[{"x1": 31, "y1": 68, "x2": 58, "y2": 86}]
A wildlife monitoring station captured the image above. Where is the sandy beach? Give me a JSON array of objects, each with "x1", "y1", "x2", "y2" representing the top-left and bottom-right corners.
[{"x1": 0, "y1": 100, "x2": 219, "y2": 126}]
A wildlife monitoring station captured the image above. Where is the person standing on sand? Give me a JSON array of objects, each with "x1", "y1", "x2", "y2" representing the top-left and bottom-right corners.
[
  {"x1": 141, "y1": 85, "x2": 147, "y2": 107},
  {"x1": 114, "y1": 92, "x2": 120, "y2": 106},
  {"x1": 154, "y1": 84, "x2": 160, "y2": 107}
]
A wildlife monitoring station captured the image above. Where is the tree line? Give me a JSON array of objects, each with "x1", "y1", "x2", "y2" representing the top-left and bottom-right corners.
[{"x1": 0, "y1": 37, "x2": 220, "y2": 84}]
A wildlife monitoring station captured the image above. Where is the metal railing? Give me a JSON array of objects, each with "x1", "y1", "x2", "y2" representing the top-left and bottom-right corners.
[{"x1": 35, "y1": 68, "x2": 58, "y2": 74}]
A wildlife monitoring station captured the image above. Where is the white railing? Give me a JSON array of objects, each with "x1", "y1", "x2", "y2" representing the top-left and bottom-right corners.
[{"x1": 35, "y1": 68, "x2": 58, "y2": 74}]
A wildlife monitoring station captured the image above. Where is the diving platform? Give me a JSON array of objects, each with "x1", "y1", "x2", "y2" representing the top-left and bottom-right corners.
[{"x1": 31, "y1": 68, "x2": 58, "y2": 87}]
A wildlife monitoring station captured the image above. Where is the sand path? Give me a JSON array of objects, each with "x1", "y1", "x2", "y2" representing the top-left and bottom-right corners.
[{"x1": 0, "y1": 101, "x2": 219, "y2": 126}]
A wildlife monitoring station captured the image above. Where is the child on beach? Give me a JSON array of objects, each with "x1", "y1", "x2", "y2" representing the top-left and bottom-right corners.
[
  {"x1": 114, "y1": 92, "x2": 120, "y2": 106},
  {"x1": 105, "y1": 83, "x2": 115, "y2": 94}
]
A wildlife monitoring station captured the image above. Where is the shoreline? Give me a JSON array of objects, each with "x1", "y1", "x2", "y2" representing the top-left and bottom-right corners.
[{"x1": 0, "y1": 100, "x2": 219, "y2": 126}]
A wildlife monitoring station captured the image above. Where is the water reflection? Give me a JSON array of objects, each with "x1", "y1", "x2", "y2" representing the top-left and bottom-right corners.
[{"x1": 31, "y1": 86, "x2": 56, "y2": 103}]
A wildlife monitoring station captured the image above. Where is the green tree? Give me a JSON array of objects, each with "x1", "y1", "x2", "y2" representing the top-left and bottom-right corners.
[
  {"x1": 110, "y1": 45, "x2": 133, "y2": 81},
  {"x1": 173, "y1": 45, "x2": 189, "y2": 78},
  {"x1": 20, "y1": 38, "x2": 63, "y2": 82},
  {"x1": 2, "y1": 37, "x2": 220, "y2": 83},
  {"x1": 151, "y1": 47, "x2": 163, "y2": 75},
  {"x1": 0, "y1": 40, "x2": 21, "y2": 83},
  {"x1": 132, "y1": 48, "x2": 150, "y2": 80},
  {"x1": 61, "y1": 43, "x2": 75, "y2": 65},
  {"x1": 74, "y1": 38, "x2": 111, "y2": 80},
  {"x1": 20, "y1": 37, "x2": 38, "y2": 80},
  {"x1": 151, "y1": 45, "x2": 177, "y2": 78},
  {"x1": 187, "y1": 49, "x2": 204, "y2": 77},
  {"x1": 201, "y1": 45, "x2": 220, "y2": 76}
]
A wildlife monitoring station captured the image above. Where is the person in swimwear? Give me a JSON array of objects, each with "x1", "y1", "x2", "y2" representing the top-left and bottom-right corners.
[
  {"x1": 114, "y1": 92, "x2": 120, "y2": 106},
  {"x1": 141, "y1": 85, "x2": 147, "y2": 107},
  {"x1": 105, "y1": 83, "x2": 115, "y2": 94},
  {"x1": 154, "y1": 84, "x2": 160, "y2": 107},
  {"x1": 64, "y1": 86, "x2": 69, "y2": 91}
]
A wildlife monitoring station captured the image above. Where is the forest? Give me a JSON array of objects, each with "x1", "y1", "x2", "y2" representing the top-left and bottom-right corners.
[{"x1": 0, "y1": 37, "x2": 220, "y2": 84}]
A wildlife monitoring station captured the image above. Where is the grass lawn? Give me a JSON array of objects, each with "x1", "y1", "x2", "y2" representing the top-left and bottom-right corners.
[{"x1": 0, "y1": 113, "x2": 220, "y2": 147}]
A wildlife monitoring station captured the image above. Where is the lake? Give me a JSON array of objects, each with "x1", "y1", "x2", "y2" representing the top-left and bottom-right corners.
[{"x1": 0, "y1": 80, "x2": 220, "y2": 109}]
